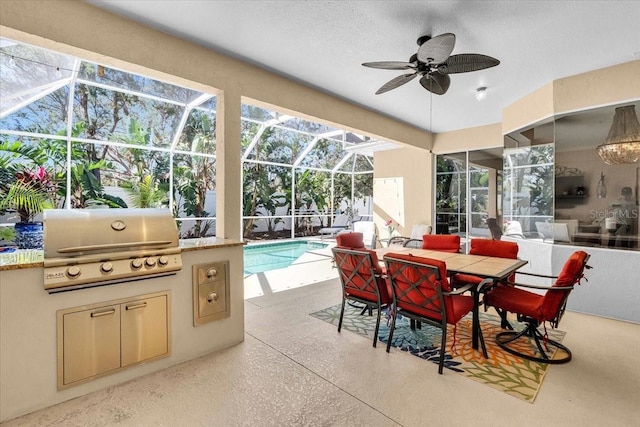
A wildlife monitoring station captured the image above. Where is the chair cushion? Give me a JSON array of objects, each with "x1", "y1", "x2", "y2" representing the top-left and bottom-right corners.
[
  {"x1": 555, "y1": 250, "x2": 589, "y2": 286},
  {"x1": 336, "y1": 232, "x2": 364, "y2": 249},
  {"x1": 470, "y1": 239, "x2": 518, "y2": 259},
  {"x1": 384, "y1": 252, "x2": 476, "y2": 325},
  {"x1": 486, "y1": 251, "x2": 589, "y2": 322},
  {"x1": 422, "y1": 235, "x2": 460, "y2": 253},
  {"x1": 335, "y1": 248, "x2": 390, "y2": 303},
  {"x1": 450, "y1": 273, "x2": 484, "y2": 286},
  {"x1": 366, "y1": 248, "x2": 385, "y2": 275},
  {"x1": 540, "y1": 250, "x2": 589, "y2": 320},
  {"x1": 486, "y1": 285, "x2": 544, "y2": 320},
  {"x1": 336, "y1": 231, "x2": 386, "y2": 274},
  {"x1": 383, "y1": 252, "x2": 451, "y2": 291},
  {"x1": 345, "y1": 276, "x2": 392, "y2": 304},
  {"x1": 407, "y1": 294, "x2": 474, "y2": 324}
]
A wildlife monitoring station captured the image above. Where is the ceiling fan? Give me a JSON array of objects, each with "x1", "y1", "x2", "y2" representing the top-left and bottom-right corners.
[{"x1": 362, "y1": 33, "x2": 500, "y2": 95}]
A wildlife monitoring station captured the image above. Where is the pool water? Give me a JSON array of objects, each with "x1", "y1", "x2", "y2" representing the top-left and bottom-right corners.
[{"x1": 244, "y1": 240, "x2": 328, "y2": 274}]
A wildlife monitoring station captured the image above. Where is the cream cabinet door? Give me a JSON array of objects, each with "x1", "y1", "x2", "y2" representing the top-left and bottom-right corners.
[
  {"x1": 63, "y1": 305, "x2": 121, "y2": 385},
  {"x1": 120, "y1": 295, "x2": 168, "y2": 367}
]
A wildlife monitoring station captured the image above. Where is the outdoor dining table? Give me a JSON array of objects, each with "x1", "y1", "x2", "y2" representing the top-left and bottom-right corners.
[{"x1": 375, "y1": 246, "x2": 528, "y2": 353}]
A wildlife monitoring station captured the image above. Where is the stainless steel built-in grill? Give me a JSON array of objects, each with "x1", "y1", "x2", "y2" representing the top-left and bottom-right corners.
[{"x1": 43, "y1": 209, "x2": 182, "y2": 293}]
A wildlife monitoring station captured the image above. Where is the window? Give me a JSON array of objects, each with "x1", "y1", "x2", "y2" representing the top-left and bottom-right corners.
[
  {"x1": 0, "y1": 37, "x2": 217, "y2": 238},
  {"x1": 240, "y1": 103, "x2": 376, "y2": 240}
]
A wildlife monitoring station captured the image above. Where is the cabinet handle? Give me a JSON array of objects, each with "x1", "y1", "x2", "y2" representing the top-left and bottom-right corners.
[
  {"x1": 90, "y1": 308, "x2": 116, "y2": 317},
  {"x1": 125, "y1": 302, "x2": 147, "y2": 311}
]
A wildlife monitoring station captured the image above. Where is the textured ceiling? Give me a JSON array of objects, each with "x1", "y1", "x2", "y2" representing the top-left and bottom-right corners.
[{"x1": 87, "y1": 1, "x2": 640, "y2": 134}]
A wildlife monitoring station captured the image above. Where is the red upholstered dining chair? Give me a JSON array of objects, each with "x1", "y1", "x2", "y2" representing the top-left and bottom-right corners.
[
  {"x1": 484, "y1": 250, "x2": 591, "y2": 364},
  {"x1": 383, "y1": 253, "x2": 484, "y2": 374},
  {"x1": 331, "y1": 246, "x2": 391, "y2": 347},
  {"x1": 401, "y1": 234, "x2": 462, "y2": 331}
]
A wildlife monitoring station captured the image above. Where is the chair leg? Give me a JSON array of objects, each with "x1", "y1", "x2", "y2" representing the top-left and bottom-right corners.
[
  {"x1": 386, "y1": 309, "x2": 397, "y2": 353},
  {"x1": 477, "y1": 320, "x2": 488, "y2": 359},
  {"x1": 373, "y1": 303, "x2": 381, "y2": 348},
  {"x1": 438, "y1": 325, "x2": 447, "y2": 374},
  {"x1": 495, "y1": 323, "x2": 572, "y2": 364},
  {"x1": 338, "y1": 298, "x2": 346, "y2": 333},
  {"x1": 495, "y1": 308, "x2": 513, "y2": 330}
]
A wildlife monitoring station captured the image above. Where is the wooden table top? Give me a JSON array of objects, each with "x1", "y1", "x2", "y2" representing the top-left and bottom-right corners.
[{"x1": 375, "y1": 247, "x2": 528, "y2": 280}]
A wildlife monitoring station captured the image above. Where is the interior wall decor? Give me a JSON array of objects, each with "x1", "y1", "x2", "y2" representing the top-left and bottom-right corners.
[{"x1": 597, "y1": 172, "x2": 607, "y2": 198}]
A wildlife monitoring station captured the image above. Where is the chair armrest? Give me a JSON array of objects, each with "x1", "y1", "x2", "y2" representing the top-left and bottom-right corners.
[
  {"x1": 515, "y1": 271, "x2": 559, "y2": 280},
  {"x1": 387, "y1": 236, "x2": 409, "y2": 246},
  {"x1": 403, "y1": 238, "x2": 422, "y2": 247},
  {"x1": 502, "y1": 281, "x2": 574, "y2": 291},
  {"x1": 443, "y1": 283, "x2": 475, "y2": 295},
  {"x1": 477, "y1": 278, "x2": 496, "y2": 292}
]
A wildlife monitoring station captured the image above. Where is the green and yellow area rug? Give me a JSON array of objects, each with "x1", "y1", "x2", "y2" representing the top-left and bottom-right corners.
[{"x1": 310, "y1": 303, "x2": 565, "y2": 403}]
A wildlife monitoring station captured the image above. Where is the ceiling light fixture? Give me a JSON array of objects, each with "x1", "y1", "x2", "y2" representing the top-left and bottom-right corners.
[
  {"x1": 596, "y1": 105, "x2": 640, "y2": 165},
  {"x1": 475, "y1": 86, "x2": 487, "y2": 101}
]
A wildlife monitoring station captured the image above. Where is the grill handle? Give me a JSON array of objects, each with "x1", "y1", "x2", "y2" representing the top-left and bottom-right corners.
[{"x1": 57, "y1": 240, "x2": 174, "y2": 254}]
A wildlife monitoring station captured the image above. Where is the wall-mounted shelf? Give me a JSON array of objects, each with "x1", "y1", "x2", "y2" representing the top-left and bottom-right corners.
[
  {"x1": 557, "y1": 194, "x2": 587, "y2": 199},
  {"x1": 555, "y1": 175, "x2": 587, "y2": 205}
]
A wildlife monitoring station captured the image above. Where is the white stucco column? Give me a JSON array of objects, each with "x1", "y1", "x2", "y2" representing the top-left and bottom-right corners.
[{"x1": 216, "y1": 87, "x2": 242, "y2": 240}]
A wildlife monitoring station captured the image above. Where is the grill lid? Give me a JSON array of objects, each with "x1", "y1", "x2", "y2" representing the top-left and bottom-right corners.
[
  {"x1": 43, "y1": 208, "x2": 182, "y2": 293},
  {"x1": 44, "y1": 208, "x2": 179, "y2": 258}
]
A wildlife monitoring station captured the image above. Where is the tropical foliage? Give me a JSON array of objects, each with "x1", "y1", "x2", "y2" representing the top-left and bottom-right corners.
[
  {"x1": 1, "y1": 39, "x2": 374, "y2": 241},
  {"x1": 0, "y1": 167, "x2": 56, "y2": 223}
]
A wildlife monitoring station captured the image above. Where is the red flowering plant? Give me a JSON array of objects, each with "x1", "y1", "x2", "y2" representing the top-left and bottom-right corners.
[
  {"x1": 0, "y1": 166, "x2": 57, "y2": 223},
  {"x1": 384, "y1": 219, "x2": 396, "y2": 237}
]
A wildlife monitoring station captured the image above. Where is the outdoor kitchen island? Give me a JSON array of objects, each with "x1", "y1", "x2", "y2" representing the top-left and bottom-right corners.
[{"x1": 0, "y1": 237, "x2": 245, "y2": 423}]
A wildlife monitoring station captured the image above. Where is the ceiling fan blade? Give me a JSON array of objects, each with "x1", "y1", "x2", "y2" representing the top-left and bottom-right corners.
[
  {"x1": 437, "y1": 54, "x2": 500, "y2": 74},
  {"x1": 362, "y1": 61, "x2": 416, "y2": 70},
  {"x1": 419, "y1": 73, "x2": 451, "y2": 95},
  {"x1": 417, "y1": 33, "x2": 456, "y2": 64},
  {"x1": 375, "y1": 72, "x2": 418, "y2": 94}
]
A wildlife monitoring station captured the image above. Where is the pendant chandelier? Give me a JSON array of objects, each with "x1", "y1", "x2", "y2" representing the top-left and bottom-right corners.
[{"x1": 596, "y1": 105, "x2": 640, "y2": 165}]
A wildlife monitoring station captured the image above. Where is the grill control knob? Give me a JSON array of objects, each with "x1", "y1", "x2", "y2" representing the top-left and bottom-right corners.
[
  {"x1": 66, "y1": 266, "x2": 81, "y2": 278},
  {"x1": 158, "y1": 256, "x2": 169, "y2": 266},
  {"x1": 131, "y1": 259, "x2": 143, "y2": 270},
  {"x1": 145, "y1": 257, "x2": 156, "y2": 267},
  {"x1": 101, "y1": 262, "x2": 113, "y2": 273}
]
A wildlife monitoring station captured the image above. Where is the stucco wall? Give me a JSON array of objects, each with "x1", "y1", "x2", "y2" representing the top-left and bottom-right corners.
[
  {"x1": 373, "y1": 146, "x2": 433, "y2": 237},
  {"x1": 432, "y1": 122, "x2": 503, "y2": 154}
]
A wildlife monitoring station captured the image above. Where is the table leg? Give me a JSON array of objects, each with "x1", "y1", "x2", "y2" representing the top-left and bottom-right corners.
[
  {"x1": 471, "y1": 285, "x2": 489, "y2": 358},
  {"x1": 472, "y1": 290, "x2": 480, "y2": 350}
]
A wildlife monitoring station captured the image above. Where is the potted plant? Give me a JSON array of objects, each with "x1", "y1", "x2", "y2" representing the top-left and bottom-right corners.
[{"x1": 0, "y1": 167, "x2": 57, "y2": 249}]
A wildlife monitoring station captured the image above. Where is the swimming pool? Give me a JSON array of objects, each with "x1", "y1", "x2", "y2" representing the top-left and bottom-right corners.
[{"x1": 244, "y1": 240, "x2": 328, "y2": 274}]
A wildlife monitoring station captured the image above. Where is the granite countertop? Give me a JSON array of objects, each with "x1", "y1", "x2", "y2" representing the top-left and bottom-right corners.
[
  {"x1": 0, "y1": 249, "x2": 44, "y2": 270},
  {"x1": 0, "y1": 238, "x2": 245, "y2": 271}
]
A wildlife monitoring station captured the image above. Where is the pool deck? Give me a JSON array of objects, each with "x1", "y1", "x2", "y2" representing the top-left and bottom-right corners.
[{"x1": 244, "y1": 237, "x2": 337, "y2": 299}]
